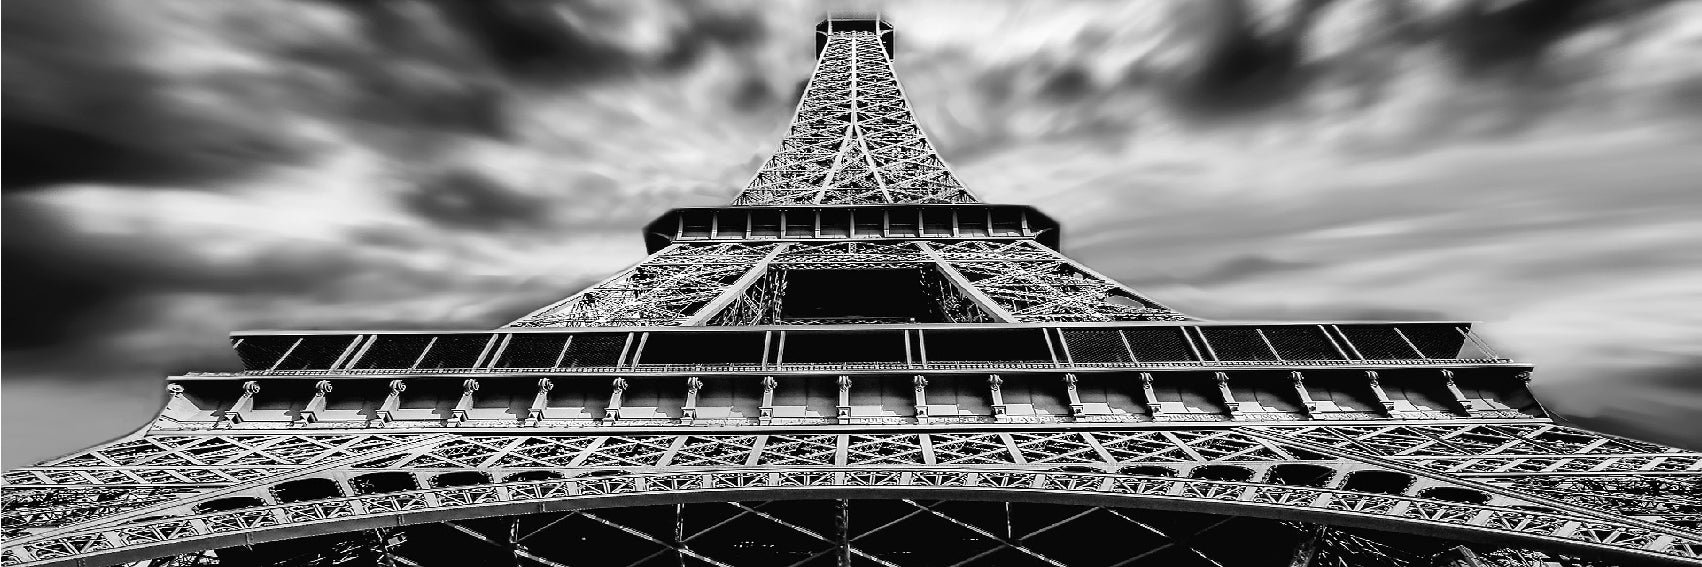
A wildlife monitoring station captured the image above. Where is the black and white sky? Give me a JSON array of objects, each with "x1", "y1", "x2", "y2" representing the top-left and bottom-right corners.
[{"x1": 5, "y1": 0, "x2": 1702, "y2": 470}]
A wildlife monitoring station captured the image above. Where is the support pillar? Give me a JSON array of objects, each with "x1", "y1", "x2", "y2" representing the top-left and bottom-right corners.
[
  {"x1": 1287, "y1": 523, "x2": 1325, "y2": 567},
  {"x1": 682, "y1": 376, "x2": 702, "y2": 425},
  {"x1": 675, "y1": 504, "x2": 688, "y2": 567},
  {"x1": 1365, "y1": 370, "x2": 1396, "y2": 415},
  {"x1": 527, "y1": 378, "x2": 553, "y2": 425},
  {"x1": 1213, "y1": 372, "x2": 1241, "y2": 415},
  {"x1": 836, "y1": 375, "x2": 853, "y2": 424},
  {"x1": 913, "y1": 375, "x2": 930, "y2": 423},
  {"x1": 1289, "y1": 371, "x2": 1317, "y2": 415},
  {"x1": 835, "y1": 499, "x2": 852, "y2": 567},
  {"x1": 988, "y1": 374, "x2": 1008, "y2": 421},
  {"x1": 1062, "y1": 373, "x2": 1085, "y2": 418},
  {"x1": 218, "y1": 381, "x2": 261, "y2": 426},
  {"x1": 298, "y1": 380, "x2": 333, "y2": 424},
  {"x1": 1137, "y1": 372, "x2": 1163, "y2": 417},
  {"x1": 606, "y1": 377, "x2": 629, "y2": 424},
  {"x1": 163, "y1": 383, "x2": 195, "y2": 418},
  {"x1": 451, "y1": 379, "x2": 478, "y2": 424},
  {"x1": 1440, "y1": 369, "x2": 1474, "y2": 414},
  {"x1": 1430, "y1": 546, "x2": 1490, "y2": 567},
  {"x1": 758, "y1": 376, "x2": 777, "y2": 425},
  {"x1": 375, "y1": 380, "x2": 405, "y2": 424}
]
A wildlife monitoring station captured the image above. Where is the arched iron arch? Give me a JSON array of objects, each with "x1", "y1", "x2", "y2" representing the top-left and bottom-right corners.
[{"x1": 18, "y1": 468, "x2": 1696, "y2": 567}]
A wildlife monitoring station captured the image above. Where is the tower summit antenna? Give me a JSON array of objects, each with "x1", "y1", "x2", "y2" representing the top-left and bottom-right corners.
[{"x1": 4, "y1": 17, "x2": 1699, "y2": 567}]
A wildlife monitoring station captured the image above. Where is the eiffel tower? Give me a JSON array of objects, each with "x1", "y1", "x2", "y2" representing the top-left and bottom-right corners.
[{"x1": 4, "y1": 16, "x2": 1699, "y2": 567}]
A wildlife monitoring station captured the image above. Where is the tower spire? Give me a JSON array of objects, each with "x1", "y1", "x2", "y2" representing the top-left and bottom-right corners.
[{"x1": 736, "y1": 17, "x2": 976, "y2": 205}]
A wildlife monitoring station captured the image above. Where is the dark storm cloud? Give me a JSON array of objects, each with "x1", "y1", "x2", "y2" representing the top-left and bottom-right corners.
[
  {"x1": 2, "y1": 192, "x2": 581, "y2": 371},
  {"x1": 1542, "y1": 358, "x2": 1702, "y2": 451},
  {"x1": 730, "y1": 75, "x2": 780, "y2": 113},
  {"x1": 1, "y1": 0, "x2": 772, "y2": 380},
  {"x1": 1158, "y1": 0, "x2": 1333, "y2": 118},
  {"x1": 412, "y1": 2, "x2": 643, "y2": 82},
  {"x1": 1038, "y1": 65, "x2": 1095, "y2": 102},
  {"x1": 1185, "y1": 255, "x2": 1314, "y2": 285},
  {"x1": 1433, "y1": 0, "x2": 1674, "y2": 76},
  {"x1": 1, "y1": 199, "x2": 405, "y2": 349},
  {"x1": 399, "y1": 169, "x2": 554, "y2": 232},
  {"x1": 311, "y1": 0, "x2": 768, "y2": 89},
  {"x1": 1, "y1": 0, "x2": 312, "y2": 192},
  {"x1": 270, "y1": 38, "x2": 515, "y2": 142},
  {"x1": 1081, "y1": 0, "x2": 1678, "y2": 126},
  {"x1": 399, "y1": 169, "x2": 672, "y2": 235},
  {"x1": 3, "y1": 0, "x2": 777, "y2": 195},
  {"x1": 324, "y1": 0, "x2": 770, "y2": 145},
  {"x1": 437, "y1": 1, "x2": 765, "y2": 81}
]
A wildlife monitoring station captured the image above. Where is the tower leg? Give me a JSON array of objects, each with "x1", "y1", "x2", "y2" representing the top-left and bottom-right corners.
[
  {"x1": 675, "y1": 503, "x2": 688, "y2": 567},
  {"x1": 837, "y1": 499, "x2": 852, "y2": 567},
  {"x1": 1288, "y1": 523, "x2": 1325, "y2": 567},
  {"x1": 1430, "y1": 546, "x2": 1489, "y2": 567}
]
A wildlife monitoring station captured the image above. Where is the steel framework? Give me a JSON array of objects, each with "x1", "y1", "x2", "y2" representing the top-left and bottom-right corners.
[{"x1": 4, "y1": 16, "x2": 1698, "y2": 567}]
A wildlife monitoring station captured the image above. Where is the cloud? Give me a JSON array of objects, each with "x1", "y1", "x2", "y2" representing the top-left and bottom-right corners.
[
  {"x1": 1539, "y1": 358, "x2": 1702, "y2": 452},
  {"x1": 1, "y1": 193, "x2": 514, "y2": 355},
  {"x1": 1431, "y1": 0, "x2": 1674, "y2": 76},
  {"x1": 1184, "y1": 255, "x2": 1315, "y2": 285},
  {"x1": 1154, "y1": 0, "x2": 1332, "y2": 118},
  {"x1": 1, "y1": 0, "x2": 315, "y2": 192},
  {"x1": 399, "y1": 168, "x2": 555, "y2": 232}
]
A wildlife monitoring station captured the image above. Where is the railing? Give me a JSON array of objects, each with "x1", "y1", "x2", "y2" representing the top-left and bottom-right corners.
[
  {"x1": 228, "y1": 323, "x2": 1506, "y2": 373},
  {"x1": 186, "y1": 357, "x2": 1512, "y2": 379}
]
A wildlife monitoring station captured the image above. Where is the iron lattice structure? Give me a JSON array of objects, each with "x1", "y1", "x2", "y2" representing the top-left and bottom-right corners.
[{"x1": 5, "y1": 17, "x2": 1700, "y2": 567}]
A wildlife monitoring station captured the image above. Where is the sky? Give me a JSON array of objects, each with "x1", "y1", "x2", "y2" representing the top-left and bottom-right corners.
[{"x1": 5, "y1": 0, "x2": 1702, "y2": 470}]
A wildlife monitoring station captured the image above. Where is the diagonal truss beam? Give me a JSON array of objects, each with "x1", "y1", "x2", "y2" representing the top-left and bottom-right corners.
[
  {"x1": 682, "y1": 243, "x2": 790, "y2": 325},
  {"x1": 916, "y1": 242, "x2": 1018, "y2": 322}
]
